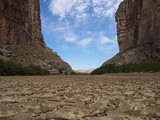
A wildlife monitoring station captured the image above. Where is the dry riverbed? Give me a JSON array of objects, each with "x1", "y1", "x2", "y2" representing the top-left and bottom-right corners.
[{"x1": 0, "y1": 73, "x2": 160, "y2": 120}]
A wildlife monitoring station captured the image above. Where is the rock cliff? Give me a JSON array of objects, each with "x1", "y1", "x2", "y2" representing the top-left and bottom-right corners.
[
  {"x1": 103, "y1": 0, "x2": 160, "y2": 66},
  {"x1": 0, "y1": 0, "x2": 72, "y2": 74},
  {"x1": 0, "y1": 0, "x2": 45, "y2": 46}
]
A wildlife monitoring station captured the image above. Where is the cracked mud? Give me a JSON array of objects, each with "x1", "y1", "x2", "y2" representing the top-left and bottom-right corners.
[{"x1": 0, "y1": 73, "x2": 160, "y2": 120}]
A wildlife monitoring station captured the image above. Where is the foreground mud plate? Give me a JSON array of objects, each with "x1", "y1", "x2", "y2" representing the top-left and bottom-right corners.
[{"x1": 0, "y1": 73, "x2": 160, "y2": 120}]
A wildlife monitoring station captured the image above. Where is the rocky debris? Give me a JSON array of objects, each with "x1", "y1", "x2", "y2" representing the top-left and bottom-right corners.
[
  {"x1": 0, "y1": 45, "x2": 72, "y2": 74},
  {"x1": 49, "y1": 69, "x2": 60, "y2": 75},
  {"x1": 102, "y1": 41, "x2": 160, "y2": 66},
  {"x1": 0, "y1": 0, "x2": 72, "y2": 74},
  {"x1": 0, "y1": 74, "x2": 160, "y2": 119},
  {"x1": 0, "y1": 47, "x2": 9, "y2": 61},
  {"x1": 103, "y1": 0, "x2": 160, "y2": 66}
]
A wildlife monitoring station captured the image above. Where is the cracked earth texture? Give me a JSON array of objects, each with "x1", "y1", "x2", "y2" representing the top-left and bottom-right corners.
[{"x1": 0, "y1": 73, "x2": 160, "y2": 120}]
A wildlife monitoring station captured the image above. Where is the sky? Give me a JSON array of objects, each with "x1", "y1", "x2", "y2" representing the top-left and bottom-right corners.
[{"x1": 40, "y1": 0, "x2": 123, "y2": 70}]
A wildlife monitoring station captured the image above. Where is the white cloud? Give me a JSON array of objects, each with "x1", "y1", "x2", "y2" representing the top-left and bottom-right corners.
[
  {"x1": 96, "y1": 32, "x2": 118, "y2": 52},
  {"x1": 104, "y1": 7, "x2": 115, "y2": 18},
  {"x1": 65, "y1": 33, "x2": 77, "y2": 42},
  {"x1": 41, "y1": 16, "x2": 78, "y2": 43},
  {"x1": 41, "y1": 16, "x2": 67, "y2": 34},
  {"x1": 76, "y1": 13, "x2": 88, "y2": 21},
  {"x1": 106, "y1": 1, "x2": 113, "y2": 7},
  {"x1": 49, "y1": 0, "x2": 90, "y2": 20},
  {"x1": 78, "y1": 38, "x2": 93, "y2": 47},
  {"x1": 92, "y1": 0, "x2": 122, "y2": 18},
  {"x1": 100, "y1": 36, "x2": 113, "y2": 44},
  {"x1": 98, "y1": 32, "x2": 116, "y2": 45},
  {"x1": 48, "y1": 0, "x2": 123, "y2": 20},
  {"x1": 87, "y1": 31, "x2": 92, "y2": 35},
  {"x1": 49, "y1": 0, "x2": 74, "y2": 19}
]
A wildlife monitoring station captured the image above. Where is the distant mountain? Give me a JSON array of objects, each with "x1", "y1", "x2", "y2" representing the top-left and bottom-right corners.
[{"x1": 74, "y1": 68, "x2": 95, "y2": 73}]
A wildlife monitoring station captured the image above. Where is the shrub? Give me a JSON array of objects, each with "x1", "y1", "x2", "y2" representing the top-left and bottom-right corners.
[
  {"x1": 0, "y1": 59, "x2": 49, "y2": 76},
  {"x1": 22, "y1": 65, "x2": 49, "y2": 75},
  {"x1": 91, "y1": 62, "x2": 160, "y2": 75},
  {"x1": 58, "y1": 69, "x2": 63, "y2": 74},
  {"x1": 0, "y1": 51, "x2": 3, "y2": 56},
  {"x1": 71, "y1": 71, "x2": 89, "y2": 75},
  {"x1": 71, "y1": 72, "x2": 76, "y2": 75}
]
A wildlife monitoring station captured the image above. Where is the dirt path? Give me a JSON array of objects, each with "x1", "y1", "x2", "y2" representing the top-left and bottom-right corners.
[{"x1": 0, "y1": 74, "x2": 160, "y2": 120}]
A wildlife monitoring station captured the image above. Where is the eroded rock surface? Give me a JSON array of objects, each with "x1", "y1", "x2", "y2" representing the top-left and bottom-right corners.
[
  {"x1": 0, "y1": 74, "x2": 160, "y2": 120},
  {"x1": 103, "y1": 0, "x2": 160, "y2": 66},
  {"x1": 116, "y1": 0, "x2": 160, "y2": 52},
  {"x1": 0, "y1": 0, "x2": 44, "y2": 46}
]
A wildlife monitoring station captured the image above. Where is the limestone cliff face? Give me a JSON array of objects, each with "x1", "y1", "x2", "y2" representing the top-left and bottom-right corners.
[
  {"x1": 103, "y1": 0, "x2": 160, "y2": 66},
  {"x1": 116, "y1": 0, "x2": 160, "y2": 52},
  {"x1": 0, "y1": 0, "x2": 45, "y2": 46},
  {"x1": 115, "y1": 0, "x2": 142, "y2": 52},
  {"x1": 0, "y1": 0, "x2": 72, "y2": 74}
]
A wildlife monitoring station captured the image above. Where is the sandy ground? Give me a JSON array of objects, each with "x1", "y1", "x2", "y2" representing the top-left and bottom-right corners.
[{"x1": 0, "y1": 73, "x2": 160, "y2": 120}]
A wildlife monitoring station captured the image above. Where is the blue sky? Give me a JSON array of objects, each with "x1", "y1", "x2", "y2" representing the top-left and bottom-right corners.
[{"x1": 40, "y1": 0, "x2": 123, "y2": 70}]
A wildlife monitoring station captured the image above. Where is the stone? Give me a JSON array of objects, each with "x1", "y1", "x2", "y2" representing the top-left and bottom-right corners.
[
  {"x1": 13, "y1": 113, "x2": 33, "y2": 120},
  {"x1": 0, "y1": 0, "x2": 72, "y2": 74},
  {"x1": 0, "y1": 0, "x2": 45, "y2": 46},
  {"x1": 116, "y1": 0, "x2": 160, "y2": 52},
  {"x1": 49, "y1": 69, "x2": 60, "y2": 75},
  {"x1": 103, "y1": 0, "x2": 160, "y2": 67}
]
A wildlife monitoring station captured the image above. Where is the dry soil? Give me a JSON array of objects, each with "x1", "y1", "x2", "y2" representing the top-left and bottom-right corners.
[{"x1": 0, "y1": 73, "x2": 160, "y2": 120}]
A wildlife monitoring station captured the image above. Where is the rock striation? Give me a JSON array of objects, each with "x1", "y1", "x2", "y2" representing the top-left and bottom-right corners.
[
  {"x1": 0, "y1": 0, "x2": 45, "y2": 46},
  {"x1": 103, "y1": 0, "x2": 160, "y2": 66},
  {"x1": 0, "y1": 0, "x2": 72, "y2": 74}
]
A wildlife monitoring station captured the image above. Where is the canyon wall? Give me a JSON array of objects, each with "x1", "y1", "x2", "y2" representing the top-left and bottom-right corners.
[
  {"x1": 0, "y1": 0, "x2": 45, "y2": 46},
  {"x1": 0, "y1": 0, "x2": 72, "y2": 74},
  {"x1": 103, "y1": 0, "x2": 160, "y2": 66}
]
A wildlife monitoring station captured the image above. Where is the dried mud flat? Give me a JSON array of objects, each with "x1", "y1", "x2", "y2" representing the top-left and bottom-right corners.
[{"x1": 0, "y1": 73, "x2": 160, "y2": 120}]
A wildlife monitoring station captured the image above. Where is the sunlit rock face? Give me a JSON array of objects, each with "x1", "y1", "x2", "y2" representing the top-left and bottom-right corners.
[
  {"x1": 116, "y1": 0, "x2": 160, "y2": 52},
  {"x1": 102, "y1": 0, "x2": 160, "y2": 66},
  {"x1": 0, "y1": 0, "x2": 45, "y2": 46},
  {"x1": 115, "y1": 0, "x2": 142, "y2": 52}
]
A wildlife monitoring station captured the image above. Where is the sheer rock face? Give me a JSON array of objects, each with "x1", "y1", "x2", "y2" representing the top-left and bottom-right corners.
[
  {"x1": 116, "y1": 0, "x2": 160, "y2": 52},
  {"x1": 0, "y1": 0, "x2": 45, "y2": 46},
  {"x1": 102, "y1": 0, "x2": 160, "y2": 66},
  {"x1": 0, "y1": 0, "x2": 72, "y2": 74}
]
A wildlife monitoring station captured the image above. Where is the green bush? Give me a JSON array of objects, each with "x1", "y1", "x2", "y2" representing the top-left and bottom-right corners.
[
  {"x1": 58, "y1": 69, "x2": 63, "y2": 74},
  {"x1": 71, "y1": 71, "x2": 89, "y2": 75},
  {"x1": 22, "y1": 65, "x2": 49, "y2": 75},
  {"x1": 0, "y1": 51, "x2": 3, "y2": 56},
  {"x1": 0, "y1": 59, "x2": 49, "y2": 76},
  {"x1": 91, "y1": 62, "x2": 160, "y2": 75}
]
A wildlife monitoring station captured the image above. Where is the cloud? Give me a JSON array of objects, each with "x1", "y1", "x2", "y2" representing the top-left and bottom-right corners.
[
  {"x1": 78, "y1": 38, "x2": 93, "y2": 47},
  {"x1": 104, "y1": 7, "x2": 115, "y2": 17},
  {"x1": 65, "y1": 33, "x2": 77, "y2": 42},
  {"x1": 49, "y1": 0, "x2": 90, "y2": 20},
  {"x1": 48, "y1": 0, "x2": 123, "y2": 20},
  {"x1": 92, "y1": 0, "x2": 122, "y2": 18},
  {"x1": 96, "y1": 32, "x2": 118, "y2": 52},
  {"x1": 99, "y1": 32, "x2": 116, "y2": 45},
  {"x1": 49, "y1": 0, "x2": 74, "y2": 19}
]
